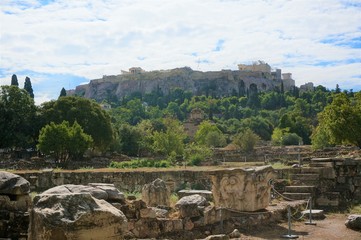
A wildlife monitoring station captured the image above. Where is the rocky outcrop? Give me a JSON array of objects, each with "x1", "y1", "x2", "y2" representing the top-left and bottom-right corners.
[
  {"x1": 29, "y1": 193, "x2": 127, "y2": 240},
  {"x1": 209, "y1": 166, "x2": 275, "y2": 211},
  {"x1": 71, "y1": 67, "x2": 283, "y2": 102},
  {"x1": 0, "y1": 171, "x2": 31, "y2": 239},
  {"x1": 142, "y1": 178, "x2": 170, "y2": 207}
]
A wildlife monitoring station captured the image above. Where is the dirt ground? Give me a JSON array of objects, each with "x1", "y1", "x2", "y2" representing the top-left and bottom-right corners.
[{"x1": 237, "y1": 213, "x2": 361, "y2": 240}]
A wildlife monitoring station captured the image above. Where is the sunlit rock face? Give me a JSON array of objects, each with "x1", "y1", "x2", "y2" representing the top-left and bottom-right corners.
[
  {"x1": 210, "y1": 166, "x2": 275, "y2": 212},
  {"x1": 28, "y1": 193, "x2": 127, "y2": 240}
]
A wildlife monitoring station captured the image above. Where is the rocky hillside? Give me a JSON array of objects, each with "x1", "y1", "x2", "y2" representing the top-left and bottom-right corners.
[{"x1": 70, "y1": 67, "x2": 283, "y2": 102}]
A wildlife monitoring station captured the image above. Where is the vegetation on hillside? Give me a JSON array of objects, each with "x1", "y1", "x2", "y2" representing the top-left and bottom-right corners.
[{"x1": 0, "y1": 74, "x2": 360, "y2": 166}]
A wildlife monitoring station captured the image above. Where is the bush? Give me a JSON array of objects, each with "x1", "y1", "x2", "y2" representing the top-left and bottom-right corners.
[
  {"x1": 109, "y1": 159, "x2": 170, "y2": 169},
  {"x1": 187, "y1": 154, "x2": 203, "y2": 166},
  {"x1": 282, "y1": 133, "x2": 302, "y2": 145}
]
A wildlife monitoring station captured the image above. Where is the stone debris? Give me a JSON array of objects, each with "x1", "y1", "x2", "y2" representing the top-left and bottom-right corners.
[
  {"x1": 175, "y1": 194, "x2": 209, "y2": 218},
  {"x1": 142, "y1": 178, "x2": 170, "y2": 207},
  {"x1": 345, "y1": 214, "x2": 361, "y2": 231},
  {"x1": 0, "y1": 171, "x2": 31, "y2": 239}
]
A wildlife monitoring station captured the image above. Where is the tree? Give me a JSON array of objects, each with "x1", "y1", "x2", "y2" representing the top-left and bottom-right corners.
[
  {"x1": 233, "y1": 128, "x2": 260, "y2": 152},
  {"x1": 40, "y1": 96, "x2": 114, "y2": 151},
  {"x1": 312, "y1": 92, "x2": 361, "y2": 147},
  {"x1": 117, "y1": 124, "x2": 142, "y2": 156},
  {"x1": 37, "y1": 121, "x2": 92, "y2": 162},
  {"x1": 24, "y1": 76, "x2": 34, "y2": 98},
  {"x1": 195, "y1": 120, "x2": 224, "y2": 146},
  {"x1": 11, "y1": 74, "x2": 19, "y2": 86},
  {"x1": 152, "y1": 118, "x2": 186, "y2": 156},
  {"x1": 59, "y1": 87, "x2": 67, "y2": 98},
  {"x1": 0, "y1": 85, "x2": 37, "y2": 149}
]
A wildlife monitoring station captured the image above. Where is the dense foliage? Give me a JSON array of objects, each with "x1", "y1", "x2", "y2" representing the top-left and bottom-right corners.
[{"x1": 1, "y1": 72, "x2": 360, "y2": 164}]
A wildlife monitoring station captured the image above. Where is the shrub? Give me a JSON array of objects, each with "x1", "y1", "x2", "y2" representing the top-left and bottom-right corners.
[{"x1": 109, "y1": 159, "x2": 171, "y2": 169}]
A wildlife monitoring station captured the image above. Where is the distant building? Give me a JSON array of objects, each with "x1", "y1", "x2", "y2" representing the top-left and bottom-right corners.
[
  {"x1": 121, "y1": 67, "x2": 146, "y2": 75},
  {"x1": 300, "y1": 82, "x2": 314, "y2": 93},
  {"x1": 282, "y1": 73, "x2": 295, "y2": 91},
  {"x1": 238, "y1": 60, "x2": 271, "y2": 74}
]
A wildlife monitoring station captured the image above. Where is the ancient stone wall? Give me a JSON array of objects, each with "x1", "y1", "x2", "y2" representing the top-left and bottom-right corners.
[{"x1": 17, "y1": 169, "x2": 213, "y2": 193}]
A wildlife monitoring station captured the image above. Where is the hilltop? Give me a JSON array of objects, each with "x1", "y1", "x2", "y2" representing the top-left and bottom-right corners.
[{"x1": 69, "y1": 62, "x2": 297, "y2": 102}]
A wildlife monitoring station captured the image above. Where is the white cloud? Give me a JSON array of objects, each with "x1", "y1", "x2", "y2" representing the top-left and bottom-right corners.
[{"x1": 0, "y1": 0, "x2": 360, "y2": 103}]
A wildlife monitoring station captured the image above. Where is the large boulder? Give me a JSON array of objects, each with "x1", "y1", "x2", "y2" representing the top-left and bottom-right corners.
[
  {"x1": 42, "y1": 183, "x2": 124, "y2": 202},
  {"x1": 29, "y1": 193, "x2": 128, "y2": 240},
  {"x1": 0, "y1": 171, "x2": 30, "y2": 195},
  {"x1": 345, "y1": 214, "x2": 361, "y2": 231},
  {"x1": 142, "y1": 178, "x2": 170, "y2": 207},
  {"x1": 175, "y1": 194, "x2": 209, "y2": 218}
]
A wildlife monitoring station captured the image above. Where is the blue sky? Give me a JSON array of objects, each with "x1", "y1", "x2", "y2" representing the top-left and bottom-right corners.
[{"x1": 0, "y1": 0, "x2": 360, "y2": 104}]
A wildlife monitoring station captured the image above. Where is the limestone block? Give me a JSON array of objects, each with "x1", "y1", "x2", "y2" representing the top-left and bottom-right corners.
[
  {"x1": 0, "y1": 171, "x2": 30, "y2": 195},
  {"x1": 42, "y1": 184, "x2": 108, "y2": 200},
  {"x1": 209, "y1": 166, "x2": 276, "y2": 211},
  {"x1": 28, "y1": 193, "x2": 127, "y2": 240},
  {"x1": 151, "y1": 207, "x2": 169, "y2": 218},
  {"x1": 140, "y1": 207, "x2": 157, "y2": 218},
  {"x1": 345, "y1": 214, "x2": 361, "y2": 230},
  {"x1": 142, "y1": 178, "x2": 170, "y2": 207},
  {"x1": 88, "y1": 183, "x2": 125, "y2": 202},
  {"x1": 178, "y1": 189, "x2": 213, "y2": 201},
  {"x1": 132, "y1": 218, "x2": 160, "y2": 238},
  {"x1": 175, "y1": 194, "x2": 209, "y2": 218}
]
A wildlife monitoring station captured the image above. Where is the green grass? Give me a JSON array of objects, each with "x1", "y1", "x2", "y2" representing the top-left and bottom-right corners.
[
  {"x1": 349, "y1": 204, "x2": 361, "y2": 214},
  {"x1": 271, "y1": 162, "x2": 290, "y2": 169},
  {"x1": 109, "y1": 159, "x2": 171, "y2": 169}
]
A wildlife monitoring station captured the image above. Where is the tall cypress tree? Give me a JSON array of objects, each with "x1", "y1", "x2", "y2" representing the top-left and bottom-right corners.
[
  {"x1": 24, "y1": 76, "x2": 34, "y2": 98},
  {"x1": 59, "y1": 87, "x2": 67, "y2": 98},
  {"x1": 11, "y1": 74, "x2": 19, "y2": 86}
]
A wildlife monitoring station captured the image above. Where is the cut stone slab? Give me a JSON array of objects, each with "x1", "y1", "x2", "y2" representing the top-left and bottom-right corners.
[
  {"x1": 42, "y1": 184, "x2": 108, "y2": 200},
  {"x1": 283, "y1": 192, "x2": 311, "y2": 201},
  {"x1": 178, "y1": 189, "x2": 213, "y2": 201},
  {"x1": 175, "y1": 194, "x2": 209, "y2": 218},
  {"x1": 301, "y1": 209, "x2": 325, "y2": 220},
  {"x1": 142, "y1": 178, "x2": 170, "y2": 207}
]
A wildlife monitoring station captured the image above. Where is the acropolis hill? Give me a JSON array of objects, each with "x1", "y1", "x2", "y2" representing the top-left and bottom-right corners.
[{"x1": 70, "y1": 61, "x2": 300, "y2": 102}]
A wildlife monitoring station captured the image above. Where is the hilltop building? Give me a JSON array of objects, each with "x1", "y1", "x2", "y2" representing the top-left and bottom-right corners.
[
  {"x1": 121, "y1": 67, "x2": 146, "y2": 75},
  {"x1": 238, "y1": 60, "x2": 295, "y2": 91},
  {"x1": 300, "y1": 82, "x2": 314, "y2": 93}
]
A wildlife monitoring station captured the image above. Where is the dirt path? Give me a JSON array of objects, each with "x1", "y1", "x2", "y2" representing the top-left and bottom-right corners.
[{"x1": 238, "y1": 214, "x2": 361, "y2": 240}]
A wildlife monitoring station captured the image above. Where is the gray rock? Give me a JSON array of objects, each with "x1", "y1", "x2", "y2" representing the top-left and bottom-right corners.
[
  {"x1": 0, "y1": 171, "x2": 30, "y2": 195},
  {"x1": 345, "y1": 214, "x2": 361, "y2": 230},
  {"x1": 142, "y1": 178, "x2": 170, "y2": 207},
  {"x1": 42, "y1": 184, "x2": 108, "y2": 200},
  {"x1": 151, "y1": 207, "x2": 169, "y2": 218},
  {"x1": 229, "y1": 229, "x2": 241, "y2": 238},
  {"x1": 88, "y1": 183, "x2": 125, "y2": 202},
  {"x1": 178, "y1": 189, "x2": 213, "y2": 201},
  {"x1": 204, "y1": 234, "x2": 229, "y2": 240},
  {"x1": 175, "y1": 194, "x2": 209, "y2": 218},
  {"x1": 28, "y1": 193, "x2": 127, "y2": 240}
]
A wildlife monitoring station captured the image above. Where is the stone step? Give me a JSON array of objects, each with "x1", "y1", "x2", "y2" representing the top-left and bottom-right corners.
[
  {"x1": 284, "y1": 185, "x2": 316, "y2": 193},
  {"x1": 283, "y1": 192, "x2": 312, "y2": 201}
]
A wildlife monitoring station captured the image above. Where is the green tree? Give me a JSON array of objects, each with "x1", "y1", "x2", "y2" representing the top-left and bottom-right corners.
[
  {"x1": 0, "y1": 85, "x2": 37, "y2": 149},
  {"x1": 59, "y1": 87, "x2": 67, "y2": 98},
  {"x1": 40, "y1": 96, "x2": 114, "y2": 151},
  {"x1": 117, "y1": 124, "x2": 142, "y2": 156},
  {"x1": 23, "y1": 77, "x2": 34, "y2": 98},
  {"x1": 195, "y1": 120, "x2": 224, "y2": 146},
  {"x1": 37, "y1": 121, "x2": 92, "y2": 162},
  {"x1": 313, "y1": 92, "x2": 361, "y2": 147},
  {"x1": 152, "y1": 118, "x2": 186, "y2": 156},
  {"x1": 233, "y1": 128, "x2": 260, "y2": 152},
  {"x1": 11, "y1": 74, "x2": 19, "y2": 86}
]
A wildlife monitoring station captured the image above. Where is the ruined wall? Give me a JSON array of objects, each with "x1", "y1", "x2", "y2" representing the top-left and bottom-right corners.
[{"x1": 17, "y1": 169, "x2": 213, "y2": 193}]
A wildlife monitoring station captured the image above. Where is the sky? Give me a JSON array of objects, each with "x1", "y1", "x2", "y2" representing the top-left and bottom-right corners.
[{"x1": 0, "y1": 0, "x2": 360, "y2": 105}]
